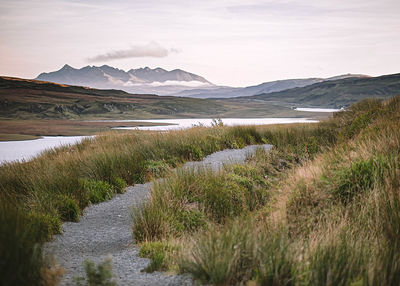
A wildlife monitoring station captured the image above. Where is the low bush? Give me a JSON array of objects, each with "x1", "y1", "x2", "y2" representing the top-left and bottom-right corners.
[
  {"x1": 56, "y1": 195, "x2": 80, "y2": 221},
  {"x1": 110, "y1": 177, "x2": 127, "y2": 194},
  {"x1": 179, "y1": 220, "x2": 296, "y2": 286},
  {"x1": 139, "y1": 241, "x2": 177, "y2": 273},
  {"x1": 179, "y1": 220, "x2": 258, "y2": 285},
  {"x1": 80, "y1": 179, "x2": 115, "y2": 204},
  {"x1": 75, "y1": 257, "x2": 117, "y2": 286}
]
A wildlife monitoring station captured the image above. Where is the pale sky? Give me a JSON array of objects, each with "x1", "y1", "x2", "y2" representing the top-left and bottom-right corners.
[{"x1": 1, "y1": 0, "x2": 399, "y2": 86}]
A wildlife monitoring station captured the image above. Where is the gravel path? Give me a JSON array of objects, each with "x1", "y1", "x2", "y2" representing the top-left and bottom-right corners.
[{"x1": 45, "y1": 144, "x2": 272, "y2": 286}]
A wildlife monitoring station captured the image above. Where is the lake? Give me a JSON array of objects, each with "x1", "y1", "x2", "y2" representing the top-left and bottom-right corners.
[
  {"x1": 0, "y1": 136, "x2": 90, "y2": 164},
  {"x1": 112, "y1": 117, "x2": 317, "y2": 131},
  {"x1": 0, "y1": 117, "x2": 317, "y2": 163},
  {"x1": 295, "y1": 107, "x2": 342, "y2": 112}
]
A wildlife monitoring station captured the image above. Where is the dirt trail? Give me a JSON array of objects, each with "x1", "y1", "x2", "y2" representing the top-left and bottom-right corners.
[{"x1": 45, "y1": 144, "x2": 272, "y2": 285}]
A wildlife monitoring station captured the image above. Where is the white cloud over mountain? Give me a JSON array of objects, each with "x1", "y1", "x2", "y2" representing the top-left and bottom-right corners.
[{"x1": 87, "y1": 42, "x2": 177, "y2": 62}]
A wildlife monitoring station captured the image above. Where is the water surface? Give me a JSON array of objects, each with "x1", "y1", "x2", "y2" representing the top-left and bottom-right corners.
[
  {"x1": 0, "y1": 136, "x2": 89, "y2": 163},
  {"x1": 295, "y1": 108, "x2": 342, "y2": 112},
  {"x1": 112, "y1": 117, "x2": 317, "y2": 131}
]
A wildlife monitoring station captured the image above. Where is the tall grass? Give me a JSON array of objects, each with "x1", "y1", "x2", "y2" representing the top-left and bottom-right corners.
[
  {"x1": 0, "y1": 124, "x2": 270, "y2": 284},
  {"x1": 0, "y1": 199, "x2": 62, "y2": 286},
  {"x1": 132, "y1": 96, "x2": 400, "y2": 286},
  {"x1": 0, "y1": 125, "x2": 265, "y2": 240}
]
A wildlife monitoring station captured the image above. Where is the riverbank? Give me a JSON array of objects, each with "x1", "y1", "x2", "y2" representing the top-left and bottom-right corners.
[{"x1": 0, "y1": 119, "x2": 171, "y2": 141}]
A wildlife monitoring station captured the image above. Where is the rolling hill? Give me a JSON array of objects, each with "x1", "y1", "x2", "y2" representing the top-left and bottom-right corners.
[
  {"x1": 174, "y1": 74, "x2": 370, "y2": 98},
  {"x1": 241, "y1": 73, "x2": 400, "y2": 107},
  {"x1": 0, "y1": 76, "x2": 224, "y2": 120}
]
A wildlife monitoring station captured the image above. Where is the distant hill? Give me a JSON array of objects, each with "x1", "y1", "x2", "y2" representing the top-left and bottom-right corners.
[
  {"x1": 174, "y1": 74, "x2": 370, "y2": 99},
  {"x1": 36, "y1": 65, "x2": 213, "y2": 96},
  {"x1": 0, "y1": 77, "x2": 325, "y2": 120},
  {"x1": 0, "y1": 76, "x2": 224, "y2": 119},
  {"x1": 242, "y1": 73, "x2": 400, "y2": 108}
]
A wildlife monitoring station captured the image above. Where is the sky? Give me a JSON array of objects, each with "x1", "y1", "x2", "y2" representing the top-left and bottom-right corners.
[{"x1": 0, "y1": 0, "x2": 399, "y2": 87}]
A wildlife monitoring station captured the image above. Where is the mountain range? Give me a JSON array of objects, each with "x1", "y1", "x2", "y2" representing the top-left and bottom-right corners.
[
  {"x1": 36, "y1": 65, "x2": 212, "y2": 95},
  {"x1": 36, "y1": 65, "x2": 370, "y2": 98}
]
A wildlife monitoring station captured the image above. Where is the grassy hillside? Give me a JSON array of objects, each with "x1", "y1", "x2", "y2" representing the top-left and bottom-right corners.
[
  {"x1": 0, "y1": 76, "x2": 228, "y2": 120},
  {"x1": 243, "y1": 73, "x2": 400, "y2": 107},
  {"x1": 133, "y1": 96, "x2": 400, "y2": 285}
]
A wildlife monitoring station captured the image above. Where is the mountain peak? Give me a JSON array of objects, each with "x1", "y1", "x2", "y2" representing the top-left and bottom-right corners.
[
  {"x1": 35, "y1": 64, "x2": 212, "y2": 95},
  {"x1": 61, "y1": 64, "x2": 74, "y2": 70}
]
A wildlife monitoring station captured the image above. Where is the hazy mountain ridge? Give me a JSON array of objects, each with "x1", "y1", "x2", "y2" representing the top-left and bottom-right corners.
[
  {"x1": 176, "y1": 74, "x2": 371, "y2": 98},
  {"x1": 36, "y1": 64, "x2": 212, "y2": 95}
]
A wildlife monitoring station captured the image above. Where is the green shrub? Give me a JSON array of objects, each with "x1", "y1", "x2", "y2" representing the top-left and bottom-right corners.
[
  {"x1": 172, "y1": 209, "x2": 207, "y2": 233},
  {"x1": 132, "y1": 203, "x2": 167, "y2": 243},
  {"x1": 179, "y1": 220, "x2": 258, "y2": 286},
  {"x1": 328, "y1": 155, "x2": 390, "y2": 204},
  {"x1": 28, "y1": 212, "x2": 62, "y2": 242},
  {"x1": 139, "y1": 241, "x2": 176, "y2": 273},
  {"x1": 180, "y1": 144, "x2": 204, "y2": 161},
  {"x1": 110, "y1": 177, "x2": 127, "y2": 194},
  {"x1": 56, "y1": 195, "x2": 80, "y2": 222},
  {"x1": 144, "y1": 160, "x2": 170, "y2": 180},
  {"x1": 75, "y1": 257, "x2": 117, "y2": 286},
  {"x1": 80, "y1": 179, "x2": 114, "y2": 204}
]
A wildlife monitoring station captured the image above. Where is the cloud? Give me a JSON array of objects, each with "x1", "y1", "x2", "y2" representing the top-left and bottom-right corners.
[
  {"x1": 123, "y1": 80, "x2": 211, "y2": 87},
  {"x1": 87, "y1": 42, "x2": 177, "y2": 62}
]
